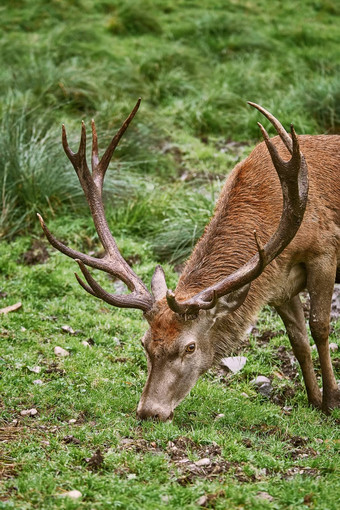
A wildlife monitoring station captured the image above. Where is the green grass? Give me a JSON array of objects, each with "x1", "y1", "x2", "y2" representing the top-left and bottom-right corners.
[
  {"x1": 1, "y1": 0, "x2": 340, "y2": 508},
  {"x1": 0, "y1": 237, "x2": 339, "y2": 509},
  {"x1": 1, "y1": 0, "x2": 339, "y2": 242}
]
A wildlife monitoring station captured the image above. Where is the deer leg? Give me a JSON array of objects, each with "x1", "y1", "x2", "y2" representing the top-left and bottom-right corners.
[
  {"x1": 307, "y1": 258, "x2": 340, "y2": 413},
  {"x1": 275, "y1": 295, "x2": 322, "y2": 409}
]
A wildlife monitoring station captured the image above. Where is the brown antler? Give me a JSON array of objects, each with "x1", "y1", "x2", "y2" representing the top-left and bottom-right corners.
[
  {"x1": 166, "y1": 102, "x2": 309, "y2": 318},
  {"x1": 38, "y1": 99, "x2": 154, "y2": 312}
]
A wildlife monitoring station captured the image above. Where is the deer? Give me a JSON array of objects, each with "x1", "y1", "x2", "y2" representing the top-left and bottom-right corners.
[{"x1": 38, "y1": 99, "x2": 340, "y2": 420}]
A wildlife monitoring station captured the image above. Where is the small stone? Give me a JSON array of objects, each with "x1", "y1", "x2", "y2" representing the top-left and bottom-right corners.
[
  {"x1": 54, "y1": 346, "x2": 69, "y2": 357},
  {"x1": 20, "y1": 408, "x2": 38, "y2": 416},
  {"x1": 241, "y1": 392, "x2": 249, "y2": 398},
  {"x1": 60, "y1": 490, "x2": 82, "y2": 499},
  {"x1": 61, "y1": 325, "x2": 75, "y2": 335},
  {"x1": 258, "y1": 382, "x2": 273, "y2": 397},
  {"x1": 250, "y1": 375, "x2": 271, "y2": 386},
  {"x1": 21, "y1": 326, "x2": 27, "y2": 332},
  {"x1": 127, "y1": 473, "x2": 136, "y2": 480},
  {"x1": 329, "y1": 343, "x2": 338, "y2": 352},
  {"x1": 195, "y1": 458, "x2": 211, "y2": 467},
  {"x1": 196, "y1": 495, "x2": 208, "y2": 506},
  {"x1": 81, "y1": 340, "x2": 91, "y2": 348},
  {"x1": 161, "y1": 495, "x2": 170, "y2": 503},
  {"x1": 220, "y1": 356, "x2": 247, "y2": 373},
  {"x1": 215, "y1": 413, "x2": 225, "y2": 420},
  {"x1": 33, "y1": 379, "x2": 43, "y2": 385},
  {"x1": 68, "y1": 419, "x2": 77, "y2": 424},
  {"x1": 29, "y1": 366, "x2": 41, "y2": 373},
  {"x1": 283, "y1": 406, "x2": 293, "y2": 414}
]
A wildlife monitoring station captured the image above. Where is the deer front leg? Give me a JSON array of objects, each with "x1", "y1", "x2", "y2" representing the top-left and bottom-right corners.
[
  {"x1": 275, "y1": 295, "x2": 322, "y2": 409},
  {"x1": 307, "y1": 256, "x2": 340, "y2": 413}
]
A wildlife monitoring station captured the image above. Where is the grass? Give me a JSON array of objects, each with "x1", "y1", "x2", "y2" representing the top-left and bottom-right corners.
[
  {"x1": 0, "y1": 0, "x2": 340, "y2": 508},
  {"x1": 0, "y1": 0, "x2": 339, "y2": 242},
  {"x1": 0, "y1": 236, "x2": 339, "y2": 509}
]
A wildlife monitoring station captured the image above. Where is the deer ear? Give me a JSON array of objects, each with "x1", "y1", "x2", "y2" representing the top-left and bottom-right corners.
[
  {"x1": 151, "y1": 265, "x2": 167, "y2": 301},
  {"x1": 216, "y1": 283, "x2": 250, "y2": 313}
]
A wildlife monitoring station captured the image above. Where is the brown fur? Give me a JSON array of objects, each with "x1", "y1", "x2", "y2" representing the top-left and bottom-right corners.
[{"x1": 143, "y1": 134, "x2": 340, "y2": 416}]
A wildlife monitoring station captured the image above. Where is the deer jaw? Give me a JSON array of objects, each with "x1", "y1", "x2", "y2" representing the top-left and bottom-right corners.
[{"x1": 137, "y1": 308, "x2": 215, "y2": 421}]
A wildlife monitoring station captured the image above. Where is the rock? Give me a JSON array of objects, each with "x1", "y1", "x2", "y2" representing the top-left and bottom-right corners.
[
  {"x1": 33, "y1": 379, "x2": 43, "y2": 385},
  {"x1": 81, "y1": 340, "x2": 91, "y2": 348},
  {"x1": 68, "y1": 419, "x2": 77, "y2": 424},
  {"x1": 28, "y1": 366, "x2": 41, "y2": 373},
  {"x1": 257, "y1": 383, "x2": 273, "y2": 397},
  {"x1": 329, "y1": 343, "x2": 338, "y2": 352},
  {"x1": 61, "y1": 325, "x2": 75, "y2": 335},
  {"x1": 220, "y1": 356, "x2": 247, "y2": 373},
  {"x1": 20, "y1": 408, "x2": 38, "y2": 416},
  {"x1": 241, "y1": 392, "x2": 249, "y2": 398},
  {"x1": 54, "y1": 346, "x2": 69, "y2": 357},
  {"x1": 60, "y1": 490, "x2": 82, "y2": 499},
  {"x1": 196, "y1": 495, "x2": 208, "y2": 506},
  {"x1": 195, "y1": 458, "x2": 211, "y2": 467},
  {"x1": 250, "y1": 375, "x2": 270, "y2": 386},
  {"x1": 215, "y1": 413, "x2": 225, "y2": 420}
]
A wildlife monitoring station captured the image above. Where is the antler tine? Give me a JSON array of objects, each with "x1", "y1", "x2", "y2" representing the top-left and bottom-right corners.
[
  {"x1": 39, "y1": 100, "x2": 155, "y2": 313},
  {"x1": 75, "y1": 260, "x2": 153, "y2": 311},
  {"x1": 91, "y1": 119, "x2": 99, "y2": 170},
  {"x1": 166, "y1": 104, "x2": 308, "y2": 318},
  {"x1": 248, "y1": 102, "x2": 293, "y2": 154},
  {"x1": 93, "y1": 98, "x2": 141, "y2": 191}
]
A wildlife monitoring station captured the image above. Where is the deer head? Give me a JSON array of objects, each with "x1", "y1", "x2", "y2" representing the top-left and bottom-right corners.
[{"x1": 39, "y1": 100, "x2": 308, "y2": 421}]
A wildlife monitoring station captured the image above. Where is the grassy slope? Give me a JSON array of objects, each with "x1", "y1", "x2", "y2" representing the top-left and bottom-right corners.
[{"x1": 1, "y1": 0, "x2": 340, "y2": 508}]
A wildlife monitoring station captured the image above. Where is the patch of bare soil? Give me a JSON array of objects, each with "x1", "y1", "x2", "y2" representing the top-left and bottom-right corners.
[
  {"x1": 0, "y1": 457, "x2": 17, "y2": 480},
  {"x1": 250, "y1": 328, "x2": 285, "y2": 347},
  {"x1": 119, "y1": 436, "x2": 257, "y2": 485},
  {"x1": 18, "y1": 239, "x2": 49, "y2": 265},
  {"x1": 0, "y1": 425, "x2": 23, "y2": 481}
]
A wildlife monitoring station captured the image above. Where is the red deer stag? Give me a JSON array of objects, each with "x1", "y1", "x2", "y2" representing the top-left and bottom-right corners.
[{"x1": 38, "y1": 99, "x2": 340, "y2": 419}]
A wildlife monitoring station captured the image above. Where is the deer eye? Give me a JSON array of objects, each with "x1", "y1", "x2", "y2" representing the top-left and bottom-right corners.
[{"x1": 185, "y1": 343, "x2": 196, "y2": 353}]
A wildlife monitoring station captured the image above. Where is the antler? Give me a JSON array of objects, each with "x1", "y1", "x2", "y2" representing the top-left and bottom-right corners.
[
  {"x1": 166, "y1": 102, "x2": 309, "y2": 318},
  {"x1": 38, "y1": 99, "x2": 154, "y2": 312}
]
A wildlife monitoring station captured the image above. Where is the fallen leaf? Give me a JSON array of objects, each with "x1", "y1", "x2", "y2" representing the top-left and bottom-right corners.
[
  {"x1": 220, "y1": 356, "x2": 247, "y2": 373},
  {"x1": 0, "y1": 302, "x2": 22, "y2": 314}
]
